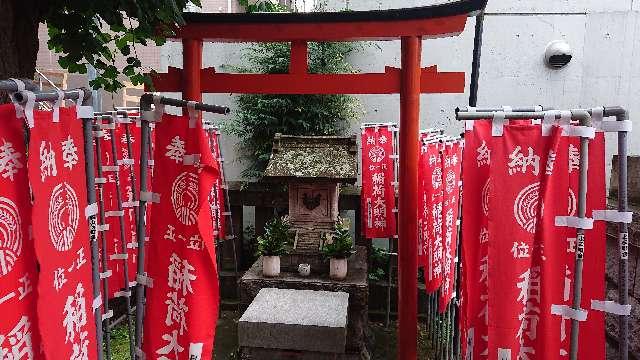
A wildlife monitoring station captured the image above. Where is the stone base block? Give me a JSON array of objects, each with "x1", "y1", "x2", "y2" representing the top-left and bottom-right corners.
[
  {"x1": 240, "y1": 347, "x2": 367, "y2": 360},
  {"x1": 238, "y1": 288, "x2": 348, "y2": 353},
  {"x1": 240, "y1": 246, "x2": 369, "y2": 354}
]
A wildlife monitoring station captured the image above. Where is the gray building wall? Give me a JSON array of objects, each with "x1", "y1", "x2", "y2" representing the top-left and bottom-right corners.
[
  {"x1": 33, "y1": 0, "x2": 640, "y2": 183},
  {"x1": 159, "y1": 1, "x2": 640, "y2": 183}
]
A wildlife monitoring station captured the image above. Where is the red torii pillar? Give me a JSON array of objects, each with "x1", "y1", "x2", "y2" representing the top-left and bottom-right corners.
[
  {"x1": 399, "y1": 36, "x2": 422, "y2": 359},
  {"x1": 150, "y1": 8, "x2": 479, "y2": 357},
  {"x1": 183, "y1": 39, "x2": 203, "y2": 104}
]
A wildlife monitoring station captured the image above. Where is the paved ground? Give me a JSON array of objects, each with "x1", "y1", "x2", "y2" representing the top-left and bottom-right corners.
[{"x1": 109, "y1": 311, "x2": 433, "y2": 359}]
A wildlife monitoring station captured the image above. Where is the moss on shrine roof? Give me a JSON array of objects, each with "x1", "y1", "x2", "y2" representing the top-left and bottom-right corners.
[{"x1": 264, "y1": 134, "x2": 358, "y2": 183}]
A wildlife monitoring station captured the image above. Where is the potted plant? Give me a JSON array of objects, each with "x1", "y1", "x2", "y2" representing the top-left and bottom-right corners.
[
  {"x1": 322, "y1": 217, "x2": 356, "y2": 280},
  {"x1": 257, "y1": 216, "x2": 292, "y2": 277}
]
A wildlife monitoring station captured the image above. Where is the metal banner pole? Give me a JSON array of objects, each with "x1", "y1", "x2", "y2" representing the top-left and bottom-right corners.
[
  {"x1": 435, "y1": 289, "x2": 442, "y2": 358},
  {"x1": 204, "y1": 129, "x2": 224, "y2": 276},
  {"x1": 452, "y1": 152, "x2": 464, "y2": 358},
  {"x1": 468, "y1": 10, "x2": 485, "y2": 107},
  {"x1": 94, "y1": 121, "x2": 113, "y2": 360},
  {"x1": 442, "y1": 304, "x2": 447, "y2": 360},
  {"x1": 616, "y1": 111, "x2": 630, "y2": 360},
  {"x1": 106, "y1": 115, "x2": 136, "y2": 360},
  {"x1": 446, "y1": 304, "x2": 452, "y2": 360},
  {"x1": 211, "y1": 128, "x2": 239, "y2": 278},
  {"x1": 429, "y1": 293, "x2": 436, "y2": 348},
  {"x1": 568, "y1": 114, "x2": 592, "y2": 360},
  {"x1": 81, "y1": 112, "x2": 105, "y2": 360},
  {"x1": 386, "y1": 237, "x2": 392, "y2": 329},
  {"x1": 134, "y1": 118, "x2": 151, "y2": 357},
  {"x1": 449, "y1": 301, "x2": 455, "y2": 359},
  {"x1": 0, "y1": 78, "x2": 36, "y2": 92},
  {"x1": 390, "y1": 125, "x2": 400, "y2": 329}
]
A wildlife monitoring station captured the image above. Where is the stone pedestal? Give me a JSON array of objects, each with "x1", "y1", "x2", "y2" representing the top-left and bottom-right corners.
[
  {"x1": 239, "y1": 246, "x2": 369, "y2": 357},
  {"x1": 239, "y1": 288, "x2": 348, "y2": 356}
]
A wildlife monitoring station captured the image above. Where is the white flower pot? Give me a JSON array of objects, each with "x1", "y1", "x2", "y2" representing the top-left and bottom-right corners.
[
  {"x1": 330, "y1": 258, "x2": 348, "y2": 280},
  {"x1": 262, "y1": 256, "x2": 281, "y2": 277}
]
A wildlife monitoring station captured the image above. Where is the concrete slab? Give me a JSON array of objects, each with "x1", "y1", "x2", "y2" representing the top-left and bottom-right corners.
[{"x1": 238, "y1": 288, "x2": 349, "y2": 353}]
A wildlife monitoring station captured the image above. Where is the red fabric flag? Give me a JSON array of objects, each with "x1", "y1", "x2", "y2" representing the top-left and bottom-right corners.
[
  {"x1": 535, "y1": 131, "x2": 570, "y2": 359},
  {"x1": 94, "y1": 124, "x2": 126, "y2": 297},
  {"x1": 361, "y1": 126, "x2": 396, "y2": 238},
  {"x1": 417, "y1": 132, "x2": 431, "y2": 268},
  {"x1": 206, "y1": 129, "x2": 226, "y2": 241},
  {"x1": 29, "y1": 107, "x2": 98, "y2": 360},
  {"x1": 0, "y1": 104, "x2": 41, "y2": 358},
  {"x1": 114, "y1": 124, "x2": 144, "y2": 288},
  {"x1": 424, "y1": 142, "x2": 444, "y2": 293},
  {"x1": 460, "y1": 120, "x2": 492, "y2": 359},
  {"x1": 487, "y1": 122, "x2": 560, "y2": 359},
  {"x1": 142, "y1": 113, "x2": 220, "y2": 360},
  {"x1": 438, "y1": 141, "x2": 463, "y2": 312}
]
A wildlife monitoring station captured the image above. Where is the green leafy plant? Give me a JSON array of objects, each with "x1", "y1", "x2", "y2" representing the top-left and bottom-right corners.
[
  {"x1": 238, "y1": 0, "x2": 288, "y2": 12},
  {"x1": 322, "y1": 217, "x2": 356, "y2": 259},
  {"x1": 2, "y1": 2, "x2": 205, "y2": 92},
  {"x1": 256, "y1": 216, "x2": 293, "y2": 256},
  {"x1": 368, "y1": 245, "x2": 390, "y2": 282},
  {"x1": 228, "y1": 40, "x2": 364, "y2": 179}
]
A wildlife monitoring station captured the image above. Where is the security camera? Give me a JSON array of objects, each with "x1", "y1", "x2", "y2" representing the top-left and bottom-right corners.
[{"x1": 544, "y1": 40, "x2": 572, "y2": 69}]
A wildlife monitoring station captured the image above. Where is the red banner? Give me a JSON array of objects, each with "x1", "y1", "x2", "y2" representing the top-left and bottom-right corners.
[
  {"x1": 418, "y1": 132, "x2": 431, "y2": 268},
  {"x1": 487, "y1": 122, "x2": 561, "y2": 359},
  {"x1": 94, "y1": 121, "x2": 147, "y2": 298},
  {"x1": 0, "y1": 104, "x2": 41, "y2": 358},
  {"x1": 94, "y1": 123, "x2": 126, "y2": 297},
  {"x1": 116, "y1": 124, "x2": 143, "y2": 281},
  {"x1": 206, "y1": 129, "x2": 226, "y2": 241},
  {"x1": 438, "y1": 141, "x2": 462, "y2": 312},
  {"x1": 29, "y1": 107, "x2": 98, "y2": 359},
  {"x1": 460, "y1": 120, "x2": 492, "y2": 359},
  {"x1": 143, "y1": 113, "x2": 220, "y2": 360},
  {"x1": 361, "y1": 126, "x2": 396, "y2": 238},
  {"x1": 418, "y1": 134, "x2": 427, "y2": 267},
  {"x1": 535, "y1": 131, "x2": 570, "y2": 359},
  {"x1": 424, "y1": 142, "x2": 444, "y2": 293}
]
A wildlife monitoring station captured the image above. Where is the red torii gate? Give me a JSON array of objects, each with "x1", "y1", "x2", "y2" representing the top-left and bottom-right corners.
[{"x1": 150, "y1": 1, "x2": 487, "y2": 358}]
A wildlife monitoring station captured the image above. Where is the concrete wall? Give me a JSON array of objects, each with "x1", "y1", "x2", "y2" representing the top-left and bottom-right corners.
[{"x1": 157, "y1": 0, "x2": 640, "y2": 182}]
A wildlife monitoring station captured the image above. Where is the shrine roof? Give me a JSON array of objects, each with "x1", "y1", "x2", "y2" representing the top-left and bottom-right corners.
[{"x1": 264, "y1": 134, "x2": 358, "y2": 183}]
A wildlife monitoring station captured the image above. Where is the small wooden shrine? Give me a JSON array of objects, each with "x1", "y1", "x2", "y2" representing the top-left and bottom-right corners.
[{"x1": 263, "y1": 133, "x2": 357, "y2": 271}]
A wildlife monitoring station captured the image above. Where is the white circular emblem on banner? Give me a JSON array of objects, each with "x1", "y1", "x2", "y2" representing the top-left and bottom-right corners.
[
  {"x1": 0, "y1": 197, "x2": 22, "y2": 277},
  {"x1": 445, "y1": 169, "x2": 456, "y2": 194},
  {"x1": 49, "y1": 183, "x2": 79, "y2": 251},
  {"x1": 481, "y1": 180, "x2": 490, "y2": 216},
  {"x1": 568, "y1": 188, "x2": 577, "y2": 217},
  {"x1": 171, "y1": 172, "x2": 199, "y2": 225},
  {"x1": 432, "y1": 167, "x2": 442, "y2": 190},
  {"x1": 514, "y1": 182, "x2": 541, "y2": 234},
  {"x1": 368, "y1": 146, "x2": 385, "y2": 163}
]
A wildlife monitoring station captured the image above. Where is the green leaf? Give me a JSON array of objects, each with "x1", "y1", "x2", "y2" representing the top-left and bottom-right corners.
[
  {"x1": 42, "y1": 0, "x2": 199, "y2": 91},
  {"x1": 229, "y1": 38, "x2": 365, "y2": 178},
  {"x1": 256, "y1": 216, "x2": 293, "y2": 256}
]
